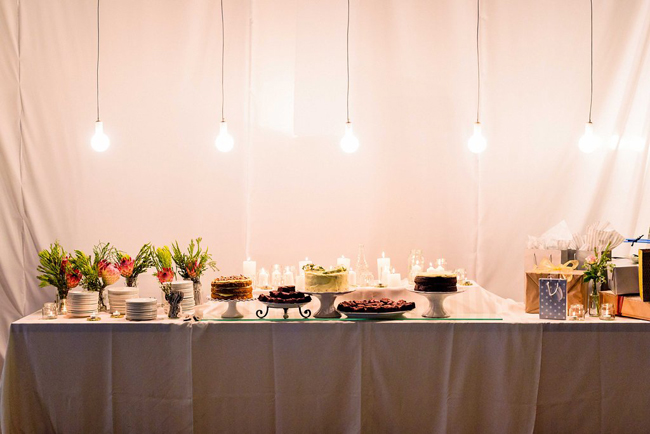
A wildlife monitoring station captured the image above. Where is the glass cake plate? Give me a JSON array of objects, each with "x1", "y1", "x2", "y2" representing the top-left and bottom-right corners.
[{"x1": 337, "y1": 307, "x2": 415, "y2": 320}]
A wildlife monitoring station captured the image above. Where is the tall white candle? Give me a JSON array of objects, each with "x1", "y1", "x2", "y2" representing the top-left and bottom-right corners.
[
  {"x1": 258, "y1": 268, "x2": 269, "y2": 287},
  {"x1": 348, "y1": 268, "x2": 357, "y2": 286},
  {"x1": 377, "y1": 252, "x2": 390, "y2": 279},
  {"x1": 283, "y1": 267, "x2": 295, "y2": 286},
  {"x1": 380, "y1": 265, "x2": 390, "y2": 286},
  {"x1": 243, "y1": 258, "x2": 256, "y2": 279},
  {"x1": 388, "y1": 270, "x2": 401, "y2": 288},
  {"x1": 337, "y1": 255, "x2": 351, "y2": 270},
  {"x1": 296, "y1": 275, "x2": 305, "y2": 291},
  {"x1": 298, "y1": 257, "x2": 313, "y2": 276}
]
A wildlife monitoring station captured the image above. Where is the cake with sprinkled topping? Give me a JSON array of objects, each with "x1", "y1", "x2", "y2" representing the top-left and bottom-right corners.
[{"x1": 211, "y1": 275, "x2": 253, "y2": 300}]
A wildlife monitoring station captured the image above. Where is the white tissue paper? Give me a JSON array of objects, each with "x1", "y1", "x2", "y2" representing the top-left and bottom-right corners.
[
  {"x1": 573, "y1": 221, "x2": 624, "y2": 253},
  {"x1": 527, "y1": 220, "x2": 577, "y2": 250}
]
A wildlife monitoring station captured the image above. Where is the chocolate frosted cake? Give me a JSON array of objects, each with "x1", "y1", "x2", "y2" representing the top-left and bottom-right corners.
[
  {"x1": 211, "y1": 275, "x2": 253, "y2": 300},
  {"x1": 414, "y1": 273, "x2": 458, "y2": 292},
  {"x1": 258, "y1": 286, "x2": 312, "y2": 304}
]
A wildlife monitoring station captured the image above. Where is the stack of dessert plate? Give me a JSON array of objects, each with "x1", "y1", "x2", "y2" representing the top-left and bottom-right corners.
[
  {"x1": 67, "y1": 291, "x2": 99, "y2": 318},
  {"x1": 171, "y1": 281, "x2": 195, "y2": 314},
  {"x1": 125, "y1": 298, "x2": 158, "y2": 321},
  {"x1": 107, "y1": 287, "x2": 139, "y2": 313}
]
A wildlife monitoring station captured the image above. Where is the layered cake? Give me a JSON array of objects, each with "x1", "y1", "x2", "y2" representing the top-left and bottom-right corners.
[
  {"x1": 414, "y1": 273, "x2": 458, "y2": 292},
  {"x1": 640, "y1": 249, "x2": 650, "y2": 302},
  {"x1": 338, "y1": 298, "x2": 415, "y2": 313},
  {"x1": 211, "y1": 275, "x2": 253, "y2": 300},
  {"x1": 258, "y1": 286, "x2": 312, "y2": 304},
  {"x1": 304, "y1": 264, "x2": 349, "y2": 292}
]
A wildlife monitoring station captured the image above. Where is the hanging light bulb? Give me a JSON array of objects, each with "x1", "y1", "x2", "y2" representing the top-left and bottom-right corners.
[
  {"x1": 467, "y1": 0, "x2": 486, "y2": 154},
  {"x1": 468, "y1": 122, "x2": 487, "y2": 154},
  {"x1": 215, "y1": 0, "x2": 235, "y2": 152},
  {"x1": 91, "y1": 121, "x2": 110, "y2": 152},
  {"x1": 340, "y1": 122, "x2": 359, "y2": 153},
  {"x1": 579, "y1": 0, "x2": 597, "y2": 153},
  {"x1": 340, "y1": 0, "x2": 359, "y2": 153},
  {"x1": 215, "y1": 121, "x2": 234, "y2": 152},
  {"x1": 91, "y1": 0, "x2": 109, "y2": 152},
  {"x1": 578, "y1": 122, "x2": 599, "y2": 153}
]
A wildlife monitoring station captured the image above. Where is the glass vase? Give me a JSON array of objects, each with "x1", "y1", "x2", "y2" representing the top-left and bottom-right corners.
[
  {"x1": 588, "y1": 281, "x2": 601, "y2": 317},
  {"x1": 193, "y1": 280, "x2": 203, "y2": 305},
  {"x1": 97, "y1": 288, "x2": 108, "y2": 312},
  {"x1": 125, "y1": 276, "x2": 138, "y2": 287},
  {"x1": 355, "y1": 244, "x2": 374, "y2": 287},
  {"x1": 55, "y1": 293, "x2": 68, "y2": 316}
]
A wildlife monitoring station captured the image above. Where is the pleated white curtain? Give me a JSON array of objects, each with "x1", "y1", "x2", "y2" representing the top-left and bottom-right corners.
[{"x1": 1, "y1": 0, "x2": 650, "y2": 370}]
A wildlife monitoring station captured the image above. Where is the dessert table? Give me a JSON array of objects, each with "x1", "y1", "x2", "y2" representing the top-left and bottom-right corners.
[{"x1": 3, "y1": 285, "x2": 650, "y2": 433}]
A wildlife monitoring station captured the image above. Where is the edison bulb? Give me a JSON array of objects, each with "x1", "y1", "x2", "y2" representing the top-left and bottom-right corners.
[
  {"x1": 578, "y1": 122, "x2": 599, "y2": 153},
  {"x1": 340, "y1": 122, "x2": 359, "y2": 153},
  {"x1": 467, "y1": 122, "x2": 487, "y2": 153},
  {"x1": 91, "y1": 121, "x2": 110, "y2": 152},
  {"x1": 215, "y1": 121, "x2": 234, "y2": 152}
]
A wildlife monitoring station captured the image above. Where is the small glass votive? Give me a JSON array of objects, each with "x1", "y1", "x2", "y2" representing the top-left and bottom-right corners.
[
  {"x1": 41, "y1": 302, "x2": 57, "y2": 320},
  {"x1": 600, "y1": 303, "x2": 616, "y2": 321},
  {"x1": 568, "y1": 303, "x2": 585, "y2": 321}
]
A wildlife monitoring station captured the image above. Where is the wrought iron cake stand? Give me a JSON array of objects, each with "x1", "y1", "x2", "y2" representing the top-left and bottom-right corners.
[{"x1": 256, "y1": 301, "x2": 311, "y2": 319}]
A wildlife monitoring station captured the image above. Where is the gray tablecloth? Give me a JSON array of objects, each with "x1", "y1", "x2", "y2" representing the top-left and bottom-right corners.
[{"x1": 3, "y1": 298, "x2": 650, "y2": 433}]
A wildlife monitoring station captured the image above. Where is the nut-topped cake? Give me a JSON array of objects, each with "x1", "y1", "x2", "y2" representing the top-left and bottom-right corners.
[
  {"x1": 211, "y1": 275, "x2": 253, "y2": 300},
  {"x1": 414, "y1": 273, "x2": 457, "y2": 292},
  {"x1": 303, "y1": 264, "x2": 349, "y2": 293}
]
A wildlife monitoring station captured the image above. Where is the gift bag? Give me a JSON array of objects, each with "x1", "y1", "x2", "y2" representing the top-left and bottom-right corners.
[
  {"x1": 539, "y1": 278, "x2": 567, "y2": 320},
  {"x1": 525, "y1": 259, "x2": 588, "y2": 314}
]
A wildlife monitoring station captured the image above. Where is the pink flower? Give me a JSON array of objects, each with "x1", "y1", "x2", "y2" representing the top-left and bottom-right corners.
[
  {"x1": 101, "y1": 263, "x2": 120, "y2": 286},
  {"x1": 156, "y1": 267, "x2": 174, "y2": 284},
  {"x1": 585, "y1": 255, "x2": 598, "y2": 265},
  {"x1": 97, "y1": 259, "x2": 109, "y2": 275},
  {"x1": 66, "y1": 268, "x2": 81, "y2": 289},
  {"x1": 119, "y1": 256, "x2": 135, "y2": 278}
]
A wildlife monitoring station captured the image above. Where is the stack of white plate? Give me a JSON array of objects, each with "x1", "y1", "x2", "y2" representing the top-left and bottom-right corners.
[
  {"x1": 68, "y1": 291, "x2": 99, "y2": 317},
  {"x1": 107, "y1": 287, "x2": 139, "y2": 313},
  {"x1": 171, "y1": 281, "x2": 195, "y2": 314},
  {"x1": 125, "y1": 298, "x2": 158, "y2": 321}
]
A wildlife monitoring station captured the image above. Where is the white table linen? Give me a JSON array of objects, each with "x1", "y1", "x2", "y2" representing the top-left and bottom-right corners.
[{"x1": 3, "y1": 285, "x2": 650, "y2": 433}]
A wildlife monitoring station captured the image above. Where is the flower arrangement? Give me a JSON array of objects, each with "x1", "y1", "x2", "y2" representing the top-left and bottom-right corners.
[
  {"x1": 583, "y1": 242, "x2": 614, "y2": 285},
  {"x1": 116, "y1": 243, "x2": 153, "y2": 287},
  {"x1": 37, "y1": 241, "x2": 81, "y2": 301},
  {"x1": 71, "y1": 242, "x2": 118, "y2": 311},
  {"x1": 171, "y1": 237, "x2": 218, "y2": 283},
  {"x1": 583, "y1": 242, "x2": 614, "y2": 316},
  {"x1": 152, "y1": 246, "x2": 175, "y2": 295}
]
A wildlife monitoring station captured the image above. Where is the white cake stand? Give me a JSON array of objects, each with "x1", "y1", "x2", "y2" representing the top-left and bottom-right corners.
[
  {"x1": 303, "y1": 289, "x2": 356, "y2": 318},
  {"x1": 408, "y1": 289, "x2": 465, "y2": 318},
  {"x1": 209, "y1": 298, "x2": 255, "y2": 319}
]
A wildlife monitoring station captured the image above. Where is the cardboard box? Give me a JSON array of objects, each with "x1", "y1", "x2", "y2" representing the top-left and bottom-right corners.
[
  {"x1": 525, "y1": 270, "x2": 587, "y2": 314},
  {"x1": 607, "y1": 259, "x2": 639, "y2": 295},
  {"x1": 600, "y1": 290, "x2": 650, "y2": 321}
]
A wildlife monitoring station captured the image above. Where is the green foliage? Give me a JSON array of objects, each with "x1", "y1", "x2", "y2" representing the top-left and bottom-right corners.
[
  {"x1": 171, "y1": 237, "x2": 218, "y2": 282},
  {"x1": 36, "y1": 241, "x2": 67, "y2": 294},
  {"x1": 71, "y1": 242, "x2": 117, "y2": 291},
  {"x1": 151, "y1": 245, "x2": 173, "y2": 271}
]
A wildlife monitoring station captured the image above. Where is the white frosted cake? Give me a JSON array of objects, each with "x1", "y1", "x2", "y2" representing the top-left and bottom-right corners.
[{"x1": 303, "y1": 265, "x2": 349, "y2": 293}]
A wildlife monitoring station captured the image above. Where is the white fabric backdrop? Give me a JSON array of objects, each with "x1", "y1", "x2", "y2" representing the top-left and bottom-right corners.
[{"x1": 1, "y1": 0, "x2": 650, "y2": 370}]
